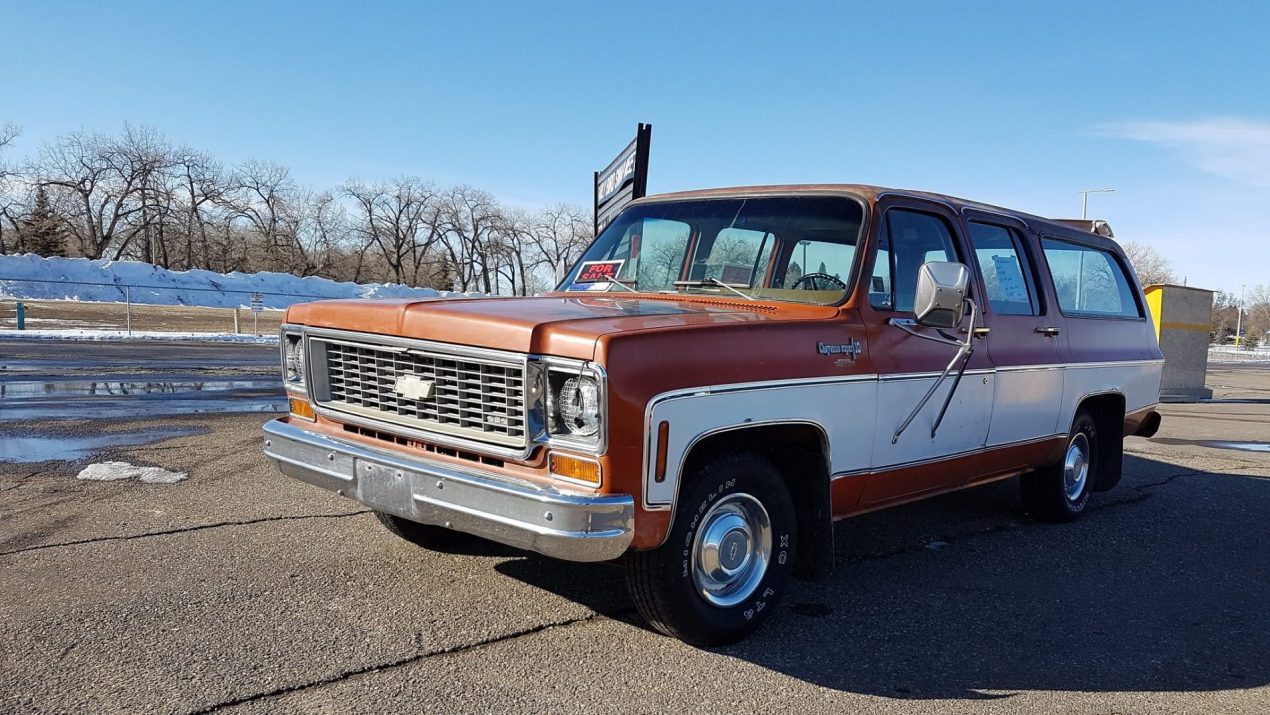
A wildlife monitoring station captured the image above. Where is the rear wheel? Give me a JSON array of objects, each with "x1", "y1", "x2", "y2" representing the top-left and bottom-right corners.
[
  {"x1": 624, "y1": 452, "x2": 796, "y2": 646},
  {"x1": 374, "y1": 511, "x2": 472, "y2": 549},
  {"x1": 1021, "y1": 411, "x2": 1098, "y2": 522}
]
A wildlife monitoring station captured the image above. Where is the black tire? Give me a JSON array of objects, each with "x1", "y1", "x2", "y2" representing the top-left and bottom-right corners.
[
  {"x1": 374, "y1": 511, "x2": 472, "y2": 549},
  {"x1": 624, "y1": 452, "x2": 796, "y2": 647},
  {"x1": 1021, "y1": 411, "x2": 1098, "y2": 522}
]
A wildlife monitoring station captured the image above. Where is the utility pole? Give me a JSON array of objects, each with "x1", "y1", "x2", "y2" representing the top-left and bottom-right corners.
[
  {"x1": 1235, "y1": 283, "x2": 1246, "y2": 348},
  {"x1": 1077, "y1": 189, "x2": 1114, "y2": 311}
]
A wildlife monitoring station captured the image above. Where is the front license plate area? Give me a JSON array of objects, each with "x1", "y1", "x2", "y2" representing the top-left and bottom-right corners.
[{"x1": 355, "y1": 459, "x2": 413, "y2": 518}]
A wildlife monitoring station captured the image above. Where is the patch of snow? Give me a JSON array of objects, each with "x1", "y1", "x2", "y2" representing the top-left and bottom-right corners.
[
  {"x1": 1209, "y1": 441, "x2": 1270, "y2": 453},
  {"x1": 76, "y1": 461, "x2": 188, "y2": 483},
  {"x1": 0, "y1": 329, "x2": 279, "y2": 343},
  {"x1": 0, "y1": 253, "x2": 470, "y2": 309}
]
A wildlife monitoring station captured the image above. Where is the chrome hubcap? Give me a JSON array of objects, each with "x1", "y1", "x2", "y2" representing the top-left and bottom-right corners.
[
  {"x1": 1064, "y1": 432, "x2": 1090, "y2": 501},
  {"x1": 692, "y1": 493, "x2": 772, "y2": 608}
]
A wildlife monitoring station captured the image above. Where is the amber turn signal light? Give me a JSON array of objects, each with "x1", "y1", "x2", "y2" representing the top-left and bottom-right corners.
[
  {"x1": 549, "y1": 452, "x2": 601, "y2": 486},
  {"x1": 654, "y1": 420, "x2": 670, "y2": 483},
  {"x1": 289, "y1": 397, "x2": 315, "y2": 421}
]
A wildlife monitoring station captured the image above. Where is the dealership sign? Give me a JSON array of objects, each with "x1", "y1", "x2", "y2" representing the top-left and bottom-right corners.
[{"x1": 594, "y1": 123, "x2": 651, "y2": 236}]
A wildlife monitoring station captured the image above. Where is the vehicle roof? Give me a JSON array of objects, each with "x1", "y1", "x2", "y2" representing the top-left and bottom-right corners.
[{"x1": 635, "y1": 184, "x2": 1122, "y2": 250}]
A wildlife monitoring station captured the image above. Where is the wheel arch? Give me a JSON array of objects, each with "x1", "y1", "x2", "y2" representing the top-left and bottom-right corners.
[
  {"x1": 673, "y1": 421, "x2": 835, "y2": 581},
  {"x1": 1074, "y1": 391, "x2": 1126, "y2": 492}
]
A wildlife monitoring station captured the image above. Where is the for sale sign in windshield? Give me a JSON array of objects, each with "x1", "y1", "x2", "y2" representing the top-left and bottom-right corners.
[
  {"x1": 594, "y1": 123, "x2": 651, "y2": 237},
  {"x1": 574, "y1": 260, "x2": 625, "y2": 283}
]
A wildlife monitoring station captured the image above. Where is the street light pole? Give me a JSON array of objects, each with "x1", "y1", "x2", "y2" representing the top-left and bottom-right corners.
[
  {"x1": 1235, "y1": 284, "x2": 1246, "y2": 348},
  {"x1": 1076, "y1": 189, "x2": 1115, "y2": 310},
  {"x1": 1079, "y1": 188, "x2": 1115, "y2": 220}
]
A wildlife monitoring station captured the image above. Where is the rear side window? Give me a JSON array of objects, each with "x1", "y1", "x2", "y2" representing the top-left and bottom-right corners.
[
  {"x1": 1041, "y1": 238, "x2": 1141, "y2": 318},
  {"x1": 968, "y1": 222, "x2": 1038, "y2": 316},
  {"x1": 869, "y1": 210, "x2": 959, "y2": 312}
]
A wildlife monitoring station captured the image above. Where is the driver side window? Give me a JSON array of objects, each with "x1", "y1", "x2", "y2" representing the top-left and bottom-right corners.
[{"x1": 868, "y1": 209, "x2": 958, "y2": 312}]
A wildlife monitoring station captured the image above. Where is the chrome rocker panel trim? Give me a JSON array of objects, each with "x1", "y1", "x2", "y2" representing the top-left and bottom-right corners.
[{"x1": 262, "y1": 419, "x2": 633, "y2": 562}]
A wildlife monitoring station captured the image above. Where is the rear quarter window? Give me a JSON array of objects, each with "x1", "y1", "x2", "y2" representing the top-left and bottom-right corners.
[{"x1": 1041, "y1": 238, "x2": 1142, "y2": 318}]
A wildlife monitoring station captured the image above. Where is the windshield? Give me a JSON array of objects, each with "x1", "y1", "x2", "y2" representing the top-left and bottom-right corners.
[{"x1": 558, "y1": 195, "x2": 865, "y2": 306}]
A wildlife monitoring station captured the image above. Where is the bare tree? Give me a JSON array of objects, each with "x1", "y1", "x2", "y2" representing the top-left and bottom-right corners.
[
  {"x1": 3, "y1": 121, "x2": 595, "y2": 293},
  {"x1": 528, "y1": 203, "x2": 592, "y2": 286},
  {"x1": 0, "y1": 123, "x2": 21, "y2": 253},
  {"x1": 288, "y1": 190, "x2": 349, "y2": 277},
  {"x1": 490, "y1": 208, "x2": 536, "y2": 295},
  {"x1": 0, "y1": 123, "x2": 16, "y2": 154},
  {"x1": 34, "y1": 127, "x2": 169, "y2": 259},
  {"x1": 1121, "y1": 240, "x2": 1176, "y2": 286},
  {"x1": 437, "y1": 185, "x2": 502, "y2": 292},
  {"x1": 1246, "y1": 285, "x2": 1270, "y2": 343},
  {"x1": 225, "y1": 159, "x2": 300, "y2": 270},
  {"x1": 113, "y1": 126, "x2": 177, "y2": 264},
  {"x1": 171, "y1": 148, "x2": 228, "y2": 270},
  {"x1": 344, "y1": 177, "x2": 443, "y2": 285}
]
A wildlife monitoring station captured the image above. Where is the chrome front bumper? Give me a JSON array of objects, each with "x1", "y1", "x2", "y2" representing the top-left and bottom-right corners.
[{"x1": 262, "y1": 419, "x2": 634, "y2": 562}]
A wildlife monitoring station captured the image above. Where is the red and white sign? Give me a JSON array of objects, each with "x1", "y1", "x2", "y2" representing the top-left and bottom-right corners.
[{"x1": 575, "y1": 260, "x2": 625, "y2": 284}]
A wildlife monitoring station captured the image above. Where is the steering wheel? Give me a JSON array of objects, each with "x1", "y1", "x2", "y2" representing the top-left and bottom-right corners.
[{"x1": 790, "y1": 272, "x2": 847, "y2": 291}]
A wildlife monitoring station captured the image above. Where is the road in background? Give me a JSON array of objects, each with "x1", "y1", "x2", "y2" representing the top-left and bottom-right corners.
[
  {"x1": 1, "y1": 341, "x2": 1268, "y2": 714},
  {"x1": 0, "y1": 339, "x2": 280, "y2": 377}
]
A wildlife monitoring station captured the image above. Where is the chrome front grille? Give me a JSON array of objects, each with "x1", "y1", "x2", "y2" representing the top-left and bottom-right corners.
[{"x1": 312, "y1": 336, "x2": 528, "y2": 448}]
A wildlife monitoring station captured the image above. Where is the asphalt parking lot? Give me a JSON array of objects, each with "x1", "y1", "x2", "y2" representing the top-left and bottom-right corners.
[{"x1": 2, "y1": 339, "x2": 1269, "y2": 714}]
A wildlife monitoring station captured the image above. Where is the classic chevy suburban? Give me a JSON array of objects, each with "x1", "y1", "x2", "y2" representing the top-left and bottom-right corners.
[{"x1": 263, "y1": 185, "x2": 1163, "y2": 645}]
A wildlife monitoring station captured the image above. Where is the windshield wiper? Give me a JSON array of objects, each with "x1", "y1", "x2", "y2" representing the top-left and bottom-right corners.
[
  {"x1": 601, "y1": 279, "x2": 638, "y2": 293},
  {"x1": 673, "y1": 277, "x2": 756, "y2": 301}
]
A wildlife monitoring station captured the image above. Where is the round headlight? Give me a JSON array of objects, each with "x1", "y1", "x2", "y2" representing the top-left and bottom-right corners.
[
  {"x1": 285, "y1": 335, "x2": 304, "y2": 383},
  {"x1": 557, "y1": 376, "x2": 600, "y2": 436}
]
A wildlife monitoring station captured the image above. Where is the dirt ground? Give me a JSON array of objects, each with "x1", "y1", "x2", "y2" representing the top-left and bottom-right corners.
[{"x1": 0, "y1": 299, "x2": 284, "y2": 335}]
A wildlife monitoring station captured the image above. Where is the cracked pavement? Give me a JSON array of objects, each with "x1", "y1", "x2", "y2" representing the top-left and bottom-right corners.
[{"x1": 2, "y1": 341, "x2": 1269, "y2": 714}]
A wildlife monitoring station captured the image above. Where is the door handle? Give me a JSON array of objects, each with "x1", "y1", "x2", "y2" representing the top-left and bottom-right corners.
[{"x1": 1035, "y1": 326, "x2": 1061, "y2": 337}]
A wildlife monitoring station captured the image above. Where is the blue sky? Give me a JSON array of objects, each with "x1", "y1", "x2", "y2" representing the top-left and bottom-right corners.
[{"x1": 3, "y1": 1, "x2": 1268, "y2": 292}]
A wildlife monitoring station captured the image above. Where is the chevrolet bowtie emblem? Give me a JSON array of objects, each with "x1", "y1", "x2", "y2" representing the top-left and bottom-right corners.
[{"x1": 394, "y1": 374, "x2": 435, "y2": 400}]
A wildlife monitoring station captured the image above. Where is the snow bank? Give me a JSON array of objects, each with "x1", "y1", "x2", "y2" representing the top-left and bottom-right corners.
[{"x1": 0, "y1": 254, "x2": 461, "y2": 309}]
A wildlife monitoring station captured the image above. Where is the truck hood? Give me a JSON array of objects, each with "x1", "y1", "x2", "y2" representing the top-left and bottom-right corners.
[{"x1": 285, "y1": 294, "x2": 837, "y2": 360}]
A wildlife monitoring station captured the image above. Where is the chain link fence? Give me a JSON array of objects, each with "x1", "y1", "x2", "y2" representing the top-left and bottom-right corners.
[
  {"x1": 0, "y1": 277, "x2": 314, "y2": 337},
  {"x1": 1209, "y1": 345, "x2": 1270, "y2": 364}
]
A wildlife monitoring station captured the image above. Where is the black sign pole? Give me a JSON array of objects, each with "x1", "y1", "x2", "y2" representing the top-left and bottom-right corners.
[
  {"x1": 593, "y1": 123, "x2": 652, "y2": 238},
  {"x1": 633, "y1": 123, "x2": 651, "y2": 200}
]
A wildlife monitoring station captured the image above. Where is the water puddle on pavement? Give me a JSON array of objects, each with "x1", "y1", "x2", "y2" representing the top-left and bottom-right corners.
[
  {"x1": 0, "y1": 426, "x2": 206, "y2": 463},
  {"x1": 0, "y1": 378, "x2": 285, "y2": 421}
]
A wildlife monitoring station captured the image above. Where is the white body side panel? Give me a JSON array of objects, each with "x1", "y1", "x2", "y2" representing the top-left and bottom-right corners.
[
  {"x1": 641, "y1": 360, "x2": 1163, "y2": 512},
  {"x1": 1058, "y1": 361, "x2": 1163, "y2": 429},
  {"x1": 871, "y1": 372, "x2": 995, "y2": 468},
  {"x1": 988, "y1": 367, "x2": 1065, "y2": 445},
  {"x1": 643, "y1": 378, "x2": 877, "y2": 509}
]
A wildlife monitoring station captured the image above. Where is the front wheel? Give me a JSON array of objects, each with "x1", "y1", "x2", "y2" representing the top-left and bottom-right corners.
[
  {"x1": 624, "y1": 452, "x2": 796, "y2": 646},
  {"x1": 1021, "y1": 411, "x2": 1098, "y2": 522}
]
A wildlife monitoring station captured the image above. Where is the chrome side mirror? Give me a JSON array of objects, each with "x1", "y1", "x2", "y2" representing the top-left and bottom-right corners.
[{"x1": 913, "y1": 261, "x2": 969, "y2": 328}]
